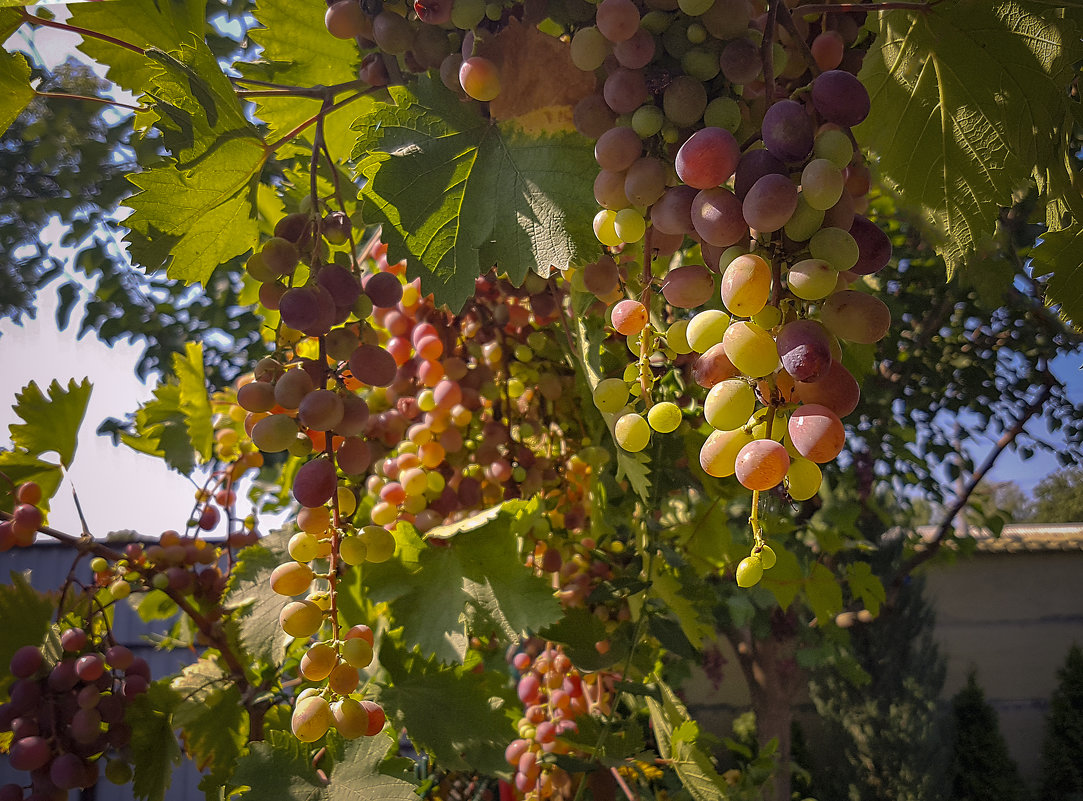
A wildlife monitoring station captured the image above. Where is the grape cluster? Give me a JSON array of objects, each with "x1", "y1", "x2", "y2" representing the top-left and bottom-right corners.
[
  {"x1": 1, "y1": 482, "x2": 45, "y2": 551},
  {"x1": 565, "y1": 2, "x2": 892, "y2": 585},
  {"x1": 0, "y1": 630, "x2": 148, "y2": 800},
  {"x1": 505, "y1": 642, "x2": 614, "y2": 799}
]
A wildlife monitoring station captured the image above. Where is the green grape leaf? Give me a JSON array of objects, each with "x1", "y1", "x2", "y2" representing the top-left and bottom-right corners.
[
  {"x1": 123, "y1": 135, "x2": 265, "y2": 285},
  {"x1": 355, "y1": 77, "x2": 600, "y2": 312},
  {"x1": 379, "y1": 648, "x2": 513, "y2": 775},
  {"x1": 174, "y1": 342, "x2": 213, "y2": 464},
  {"x1": 646, "y1": 679, "x2": 731, "y2": 801},
  {"x1": 127, "y1": 683, "x2": 183, "y2": 801},
  {"x1": 233, "y1": 730, "x2": 418, "y2": 801},
  {"x1": 0, "y1": 47, "x2": 33, "y2": 137},
  {"x1": 0, "y1": 9, "x2": 21, "y2": 39},
  {"x1": 170, "y1": 659, "x2": 247, "y2": 785},
  {"x1": 857, "y1": 0, "x2": 1082, "y2": 281},
  {"x1": 8, "y1": 378, "x2": 92, "y2": 468},
  {"x1": 68, "y1": 0, "x2": 207, "y2": 94},
  {"x1": 0, "y1": 451, "x2": 63, "y2": 514},
  {"x1": 540, "y1": 607, "x2": 631, "y2": 671},
  {"x1": 222, "y1": 530, "x2": 291, "y2": 668},
  {"x1": 0, "y1": 572, "x2": 56, "y2": 698},
  {"x1": 649, "y1": 569, "x2": 714, "y2": 649},
  {"x1": 366, "y1": 500, "x2": 562, "y2": 663},
  {"x1": 845, "y1": 561, "x2": 886, "y2": 618},
  {"x1": 804, "y1": 562, "x2": 844, "y2": 626},
  {"x1": 240, "y1": 0, "x2": 368, "y2": 156},
  {"x1": 759, "y1": 545, "x2": 802, "y2": 610},
  {"x1": 1031, "y1": 223, "x2": 1083, "y2": 326}
]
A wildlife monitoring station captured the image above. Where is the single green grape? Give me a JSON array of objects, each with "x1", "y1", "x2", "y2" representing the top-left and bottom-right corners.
[
  {"x1": 614, "y1": 412, "x2": 651, "y2": 452},
  {"x1": 593, "y1": 378, "x2": 630, "y2": 414},
  {"x1": 647, "y1": 401, "x2": 683, "y2": 433},
  {"x1": 736, "y1": 555, "x2": 764, "y2": 588},
  {"x1": 90, "y1": 556, "x2": 109, "y2": 573},
  {"x1": 756, "y1": 545, "x2": 777, "y2": 570}
]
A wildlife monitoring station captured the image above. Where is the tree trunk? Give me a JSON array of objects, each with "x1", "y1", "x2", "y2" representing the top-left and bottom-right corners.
[{"x1": 727, "y1": 608, "x2": 805, "y2": 801}]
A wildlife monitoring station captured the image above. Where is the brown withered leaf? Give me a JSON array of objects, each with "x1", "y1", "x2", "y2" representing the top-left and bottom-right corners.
[{"x1": 477, "y1": 19, "x2": 596, "y2": 133}]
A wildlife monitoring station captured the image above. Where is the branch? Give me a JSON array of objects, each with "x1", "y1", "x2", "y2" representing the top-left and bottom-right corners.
[
  {"x1": 20, "y1": 9, "x2": 145, "y2": 55},
  {"x1": 34, "y1": 91, "x2": 145, "y2": 112},
  {"x1": 795, "y1": 1, "x2": 941, "y2": 14},
  {"x1": 886, "y1": 376, "x2": 1054, "y2": 601}
]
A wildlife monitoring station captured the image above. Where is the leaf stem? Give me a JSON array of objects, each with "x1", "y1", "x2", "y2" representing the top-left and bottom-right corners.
[
  {"x1": 34, "y1": 91, "x2": 145, "y2": 112},
  {"x1": 20, "y1": 8, "x2": 145, "y2": 55},
  {"x1": 795, "y1": 1, "x2": 939, "y2": 14},
  {"x1": 266, "y1": 89, "x2": 375, "y2": 152}
]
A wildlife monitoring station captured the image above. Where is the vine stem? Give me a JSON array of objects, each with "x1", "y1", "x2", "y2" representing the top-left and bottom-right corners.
[
  {"x1": 20, "y1": 8, "x2": 145, "y2": 54},
  {"x1": 265, "y1": 89, "x2": 376, "y2": 153},
  {"x1": 638, "y1": 226, "x2": 655, "y2": 408},
  {"x1": 795, "y1": 1, "x2": 940, "y2": 14}
]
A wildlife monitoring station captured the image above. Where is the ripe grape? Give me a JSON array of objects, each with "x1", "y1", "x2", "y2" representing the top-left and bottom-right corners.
[
  {"x1": 692, "y1": 343, "x2": 740, "y2": 387},
  {"x1": 298, "y1": 389, "x2": 345, "y2": 432},
  {"x1": 662, "y1": 75, "x2": 708, "y2": 127},
  {"x1": 794, "y1": 359, "x2": 860, "y2": 417},
  {"x1": 15, "y1": 482, "x2": 42, "y2": 505},
  {"x1": 820, "y1": 289, "x2": 891, "y2": 344},
  {"x1": 361, "y1": 700, "x2": 386, "y2": 735},
  {"x1": 691, "y1": 187, "x2": 748, "y2": 247},
  {"x1": 686, "y1": 309, "x2": 730, "y2": 353},
  {"x1": 270, "y1": 561, "x2": 315, "y2": 596},
  {"x1": 675, "y1": 127, "x2": 740, "y2": 189},
  {"x1": 325, "y1": 1, "x2": 371, "y2": 39},
  {"x1": 734, "y1": 149, "x2": 786, "y2": 201},
  {"x1": 661, "y1": 264, "x2": 715, "y2": 309},
  {"x1": 721, "y1": 254, "x2": 771, "y2": 317},
  {"x1": 293, "y1": 458, "x2": 338, "y2": 508},
  {"x1": 624, "y1": 157, "x2": 667, "y2": 206},
  {"x1": 761, "y1": 99, "x2": 814, "y2": 163},
  {"x1": 719, "y1": 36, "x2": 761, "y2": 84},
  {"x1": 292, "y1": 695, "x2": 333, "y2": 742},
  {"x1": 787, "y1": 404, "x2": 845, "y2": 463},
  {"x1": 603, "y1": 68, "x2": 649, "y2": 114},
  {"x1": 332, "y1": 697, "x2": 370, "y2": 739},
  {"x1": 811, "y1": 70, "x2": 870, "y2": 127},
  {"x1": 596, "y1": 0, "x2": 640, "y2": 42},
  {"x1": 583, "y1": 255, "x2": 621, "y2": 297},
  {"x1": 699, "y1": 428, "x2": 752, "y2": 478},
  {"x1": 611, "y1": 300, "x2": 648, "y2": 336},
  {"x1": 734, "y1": 439, "x2": 790, "y2": 490},
  {"x1": 594, "y1": 169, "x2": 630, "y2": 210},
  {"x1": 614, "y1": 28, "x2": 656, "y2": 69},
  {"x1": 742, "y1": 173, "x2": 798, "y2": 233},
  {"x1": 349, "y1": 344, "x2": 397, "y2": 387},
  {"x1": 776, "y1": 319, "x2": 832, "y2": 383},
  {"x1": 594, "y1": 126, "x2": 642, "y2": 172},
  {"x1": 571, "y1": 26, "x2": 609, "y2": 72},
  {"x1": 10, "y1": 646, "x2": 43, "y2": 679},
  {"x1": 651, "y1": 185, "x2": 697, "y2": 235},
  {"x1": 848, "y1": 214, "x2": 893, "y2": 275}
]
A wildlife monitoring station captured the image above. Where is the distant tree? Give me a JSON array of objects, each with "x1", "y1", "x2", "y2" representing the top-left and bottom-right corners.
[
  {"x1": 1029, "y1": 469, "x2": 1083, "y2": 523},
  {"x1": 948, "y1": 673, "x2": 1028, "y2": 801},
  {"x1": 1039, "y1": 644, "x2": 1083, "y2": 800},
  {"x1": 807, "y1": 539, "x2": 950, "y2": 801}
]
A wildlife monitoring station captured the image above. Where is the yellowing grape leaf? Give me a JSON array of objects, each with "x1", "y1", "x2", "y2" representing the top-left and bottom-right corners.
[
  {"x1": 8, "y1": 377, "x2": 92, "y2": 469},
  {"x1": 646, "y1": 679, "x2": 732, "y2": 801},
  {"x1": 0, "y1": 48, "x2": 33, "y2": 137},
  {"x1": 858, "y1": 1, "x2": 1082, "y2": 282},
  {"x1": 354, "y1": 77, "x2": 600, "y2": 313}
]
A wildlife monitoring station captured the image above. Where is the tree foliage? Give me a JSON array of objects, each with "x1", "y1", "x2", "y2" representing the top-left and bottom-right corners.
[
  {"x1": 1039, "y1": 644, "x2": 1083, "y2": 801},
  {"x1": 947, "y1": 673, "x2": 1028, "y2": 801}
]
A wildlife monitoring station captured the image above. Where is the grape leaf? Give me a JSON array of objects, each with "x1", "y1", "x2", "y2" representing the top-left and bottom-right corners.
[
  {"x1": 175, "y1": 342, "x2": 213, "y2": 464},
  {"x1": 0, "y1": 47, "x2": 33, "y2": 137},
  {"x1": 804, "y1": 562, "x2": 844, "y2": 626},
  {"x1": 365, "y1": 500, "x2": 562, "y2": 663},
  {"x1": 759, "y1": 545, "x2": 802, "y2": 610},
  {"x1": 68, "y1": 0, "x2": 207, "y2": 94},
  {"x1": 8, "y1": 377, "x2": 92, "y2": 469},
  {"x1": 354, "y1": 77, "x2": 600, "y2": 312},
  {"x1": 646, "y1": 679, "x2": 731, "y2": 801},
  {"x1": 240, "y1": 0, "x2": 368, "y2": 157},
  {"x1": 123, "y1": 135, "x2": 264, "y2": 284},
  {"x1": 222, "y1": 530, "x2": 291, "y2": 668},
  {"x1": 379, "y1": 647, "x2": 513, "y2": 775},
  {"x1": 540, "y1": 608, "x2": 631, "y2": 671},
  {"x1": 170, "y1": 659, "x2": 247, "y2": 785},
  {"x1": 1031, "y1": 223, "x2": 1083, "y2": 326},
  {"x1": 0, "y1": 451, "x2": 63, "y2": 514},
  {"x1": 127, "y1": 683, "x2": 183, "y2": 801},
  {"x1": 0, "y1": 572, "x2": 56, "y2": 698},
  {"x1": 857, "y1": 1, "x2": 1082, "y2": 282},
  {"x1": 232, "y1": 730, "x2": 418, "y2": 801},
  {"x1": 845, "y1": 562, "x2": 886, "y2": 617},
  {"x1": 649, "y1": 569, "x2": 714, "y2": 649}
]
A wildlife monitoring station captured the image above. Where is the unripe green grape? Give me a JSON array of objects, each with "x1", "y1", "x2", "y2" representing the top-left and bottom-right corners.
[
  {"x1": 722, "y1": 321, "x2": 778, "y2": 378},
  {"x1": 784, "y1": 194, "x2": 826, "y2": 242},
  {"x1": 681, "y1": 48, "x2": 719, "y2": 81},
  {"x1": 801, "y1": 158, "x2": 845, "y2": 211},
  {"x1": 703, "y1": 97, "x2": 741, "y2": 133},
  {"x1": 647, "y1": 401, "x2": 682, "y2": 433},
  {"x1": 279, "y1": 599, "x2": 324, "y2": 638},
  {"x1": 735, "y1": 555, "x2": 763, "y2": 587},
  {"x1": 152, "y1": 572, "x2": 170, "y2": 590},
  {"x1": 593, "y1": 209, "x2": 622, "y2": 247},
  {"x1": 699, "y1": 427, "x2": 752, "y2": 478},
  {"x1": 614, "y1": 208, "x2": 646, "y2": 243},
  {"x1": 359, "y1": 525, "x2": 395, "y2": 562},
  {"x1": 90, "y1": 556, "x2": 109, "y2": 573},
  {"x1": 614, "y1": 412, "x2": 651, "y2": 452},
  {"x1": 485, "y1": 2, "x2": 502, "y2": 20},
  {"x1": 749, "y1": 406, "x2": 788, "y2": 442},
  {"x1": 288, "y1": 434, "x2": 314, "y2": 458},
  {"x1": 288, "y1": 532, "x2": 320, "y2": 563},
  {"x1": 593, "y1": 378, "x2": 630, "y2": 414},
  {"x1": 813, "y1": 129, "x2": 854, "y2": 168},
  {"x1": 571, "y1": 26, "x2": 609, "y2": 72},
  {"x1": 667, "y1": 319, "x2": 692, "y2": 355},
  {"x1": 109, "y1": 579, "x2": 131, "y2": 600},
  {"x1": 809, "y1": 227, "x2": 860, "y2": 272},
  {"x1": 756, "y1": 545, "x2": 777, "y2": 570},
  {"x1": 292, "y1": 694, "x2": 333, "y2": 742},
  {"x1": 787, "y1": 259, "x2": 838, "y2": 301},
  {"x1": 704, "y1": 379, "x2": 755, "y2": 431},
  {"x1": 342, "y1": 637, "x2": 374, "y2": 669},
  {"x1": 686, "y1": 309, "x2": 730, "y2": 353},
  {"x1": 105, "y1": 759, "x2": 133, "y2": 785},
  {"x1": 339, "y1": 536, "x2": 368, "y2": 566},
  {"x1": 685, "y1": 22, "x2": 707, "y2": 44},
  {"x1": 451, "y1": 0, "x2": 485, "y2": 27},
  {"x1": 785, "y1": 457, "x2": 823, "y2": 501},
  {"x1": 678, "y1": 0, "x2": 713, "y2": 14},
  {"x1": 751, "y1": 305, "x2": 781, "y2": 329},
  {"x1": 641, "y1": 9, "x2": 672, "y2": 33},
  {"x1": 632, "y1": 104, "x2": 665, "y2": 138},
  {"x1": 252, "y1": 414, "x2": 299, "y2": 453}
]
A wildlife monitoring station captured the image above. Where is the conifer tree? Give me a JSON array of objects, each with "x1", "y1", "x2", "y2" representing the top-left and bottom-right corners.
[
  {"x1": 948, "y1": 673, "x2": 1027, "y2": 801},
  {"x1": 1039, "y1": 644, "x2": 1083, "y2": 800}
]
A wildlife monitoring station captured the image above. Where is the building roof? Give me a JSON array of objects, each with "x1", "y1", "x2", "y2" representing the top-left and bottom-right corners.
[{"x1": 915, "y1": 522, "x2": 1083, "y2": 552}]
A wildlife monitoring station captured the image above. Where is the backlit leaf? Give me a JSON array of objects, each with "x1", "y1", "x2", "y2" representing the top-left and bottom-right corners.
[
  {"x1": 0, "y1": 47, "x2": 33, "y2": 137},
  {"x1": 8, "y1": 377, "x2": 92, "y2": 468}
]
